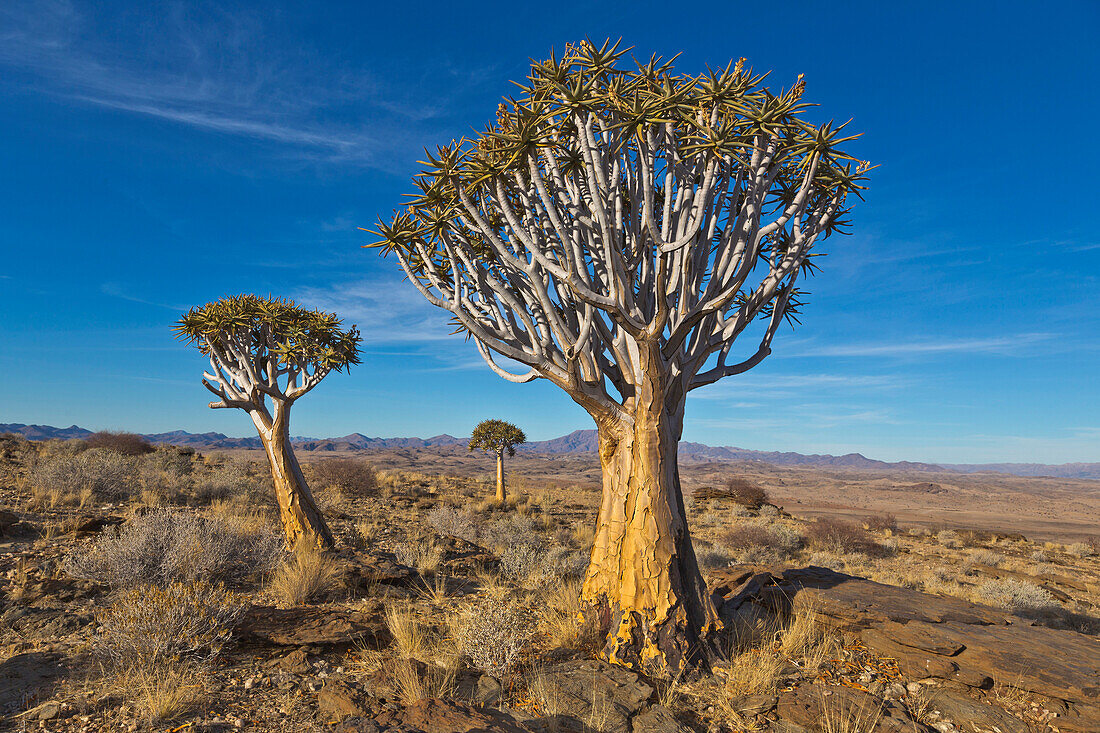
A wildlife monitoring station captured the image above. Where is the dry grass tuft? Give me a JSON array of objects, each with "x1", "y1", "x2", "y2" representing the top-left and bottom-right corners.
[
  {"x1": 268, "y1": 543, "x2": 341, "y2": 606},
  {"x1": 394, "y1": 536, "x2": 444, "y2": 575}
]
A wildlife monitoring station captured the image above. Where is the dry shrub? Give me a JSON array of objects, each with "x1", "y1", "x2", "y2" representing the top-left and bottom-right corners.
[
  {"x1": 975, "y1": 579, "x2": 1061, "y2": 618},
  {"x1": 268, "y1": 543, "x2": 340, "y2": 606},
  {"x1": 806, "y1": 518, "x2": 881, "y2": 556},
  {"x1": 1066, "y1": 542, "x2": 1094, "y2": 558},
  {"x1": 726, "y1": 477, "x2": 769, "y2": 508},
  {"x1": 863, "y1": 512, "x2": 897, "y2": 532},
  {"x1": 94, "y1": 581, "x2": 247, "y2": 669},
  {"x1": 964, "y1": 549, "x2": 1005, "y2": 571},
  {"x1": 723, "y1": 648, "x2": 785, "y2": 698},
  {"x1": 308, "y1": 458, "x2": 378, "y2": 497},
  {"x1": 460, "y1": 596, "x2": 531, "y2": 677},
  {"x1": 936, "y1": 529, "x2": 962, "y2": 548},
  {"x1": 426, "y1": 504, "x2": 481, "y2": 544},
  {"x1": 192, "y1": 460, "x2": 268, "y2": 505},
  {"x1": 394, "y1": 536, "x2": 444, "y2": 575},
  {"x1": 67, "y1": 508, "x2": 282, "y2": 588},
  {"x1": 87, "y1": 431, "x2": 155, "y2": 456},
  {"x1": 32, "y1": 448, "x2": 136, "y2": 502},
  {"x1": 720, "y1": 523, "x2": 803, "y2": 562}
]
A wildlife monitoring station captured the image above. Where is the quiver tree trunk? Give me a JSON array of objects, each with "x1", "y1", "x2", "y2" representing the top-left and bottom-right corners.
[
  {"x1": 250, "y1": 404, "x2": 335, "y2": 551},
  {"x1": 580, "y1": 353, "x2": 721, "y2": 677},
  {"x1": 495, "y1": 449, "x2": 506, "y2": 503}
]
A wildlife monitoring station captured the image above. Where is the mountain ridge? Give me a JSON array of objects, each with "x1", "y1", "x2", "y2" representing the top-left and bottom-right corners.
[{"x1": 2, "y1": 423, "x2": 1098, "y2": 480}]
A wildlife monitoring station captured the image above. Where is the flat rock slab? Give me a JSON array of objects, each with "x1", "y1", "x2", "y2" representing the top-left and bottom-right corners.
[
  {"x1": 0, "y1": 651, "x2": 67, "y2": 718},
  {"x1": 374, "y1": 698, "x2": 531, "y2": 733},
  {"x1": 239, "y1": 601, "x2": 389, "y2": 647},
  {"x1": 712, "y1": 566, "x2": 1008, "y2": 631},
  {"x1": 712, "y1": 565, "x2": 1100, "y2": 732},
  {"x1": 776, "y1": 684, "x2": 932, "y2": 733},
  {"x1": 538, "y1": 658, "x2": 654, "y2": 733},
  {"x1": 335, "y1": 550, "x2": 414, "y2": 589},
  {"x1": 924, "y1": 691, "x2": 1029, "y2": 733},
  {"x1": 630, "y1": 704, "x2": 691, "y2": 733}
]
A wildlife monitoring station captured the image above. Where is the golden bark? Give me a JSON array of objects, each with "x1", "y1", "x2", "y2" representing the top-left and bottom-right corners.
[
  {"x1": 580, "y1": 347, "x2": 720, "y2": 677},
  {"x1": 251, "y1": 406, "x2": 335, "y2": 550},
  {"x1": 495, "y1": 449, "x2": 506, "y2": 503}
]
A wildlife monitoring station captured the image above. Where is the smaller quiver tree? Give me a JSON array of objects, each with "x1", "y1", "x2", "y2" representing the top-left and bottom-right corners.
[
  {"x1": 174, "y1": 295, "x2": 361, "y2": 550},
  {"x1": 468, "y1": 419, "x2": 526, "y2": 502}
]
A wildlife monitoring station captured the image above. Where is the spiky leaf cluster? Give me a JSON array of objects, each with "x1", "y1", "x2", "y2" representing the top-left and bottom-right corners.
[
  {"x1": 469, "y1": 419, "x2": 527, "y2": 457},
  {"x1": 175, "y1": 295, "x2": 360, "y2": 411},
  {"x1": 368, "y1": 40, "x2": 870, "y2": 419},
  {"x1": 175, "y1": 295, "x2": 360, "y2": 373}
]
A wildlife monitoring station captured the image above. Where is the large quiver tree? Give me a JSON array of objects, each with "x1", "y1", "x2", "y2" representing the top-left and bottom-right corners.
[
  {"x1": 368, "y1": 40, "x2": 870, "y2": 676},
  {"x1": 175, "y1": 295, "x2": 361, "y2": 550}
]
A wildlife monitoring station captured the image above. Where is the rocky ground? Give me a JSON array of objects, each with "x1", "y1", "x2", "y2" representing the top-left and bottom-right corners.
[{"x1": 1, "y1": 434, "x2": 1098, "y2": 733}]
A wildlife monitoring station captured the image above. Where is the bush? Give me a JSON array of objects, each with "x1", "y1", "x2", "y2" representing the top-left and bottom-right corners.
[
  {"x1": 86, "y1": 431, "x2": 155, "y2": 456},
  {"x1": 1066, "y1": 542, "x2": 1094, "y2": 559},
  {"x1": 726, "y1": 478, "x2": 769, "y2": 508},
  {"x1": 936, "y1": 529, "x2": 962, "y2": 549},
  {"x1": 307, "y1": 458, "x2": 378, "y2": 497},
  {"x1": 975, "y1": 579, "x2": 1060, "y2": 618},
  {"x1": 394, "y1": 537, "x2": 443, "y2": 575},
  {"x1": 864, "y1": 512, "x2": 897, "y2": 532},
  {"x1": 966, "y1": 549, "x2": 1005, "y2": 568},
  {"x1": 480, "y1": 514, "x2": 538, "y2": 550},
  {"x1": 427, "y1": 504, "x2": 481, "y2": 545},
  {"x1": 720, "y1": 524, "x2": 803, "y2": 558},
  {"x1": 94, "y1": 581, "x2": 246, "y2": 669},
  {"x1": 806, "y1": 518, "x2": 881, "y2": 556},
  {"x1": 192, "y1": 461, "x2": 269, "y2": 505},
  {"x1": 32, "y1": 448, "x2": 136, "y2": 501},
  {"x1": 460, "y1": 597, "x2": 531, "y2": 677},
  {"x1": 139, "y1": 449, "x2": 195, "y2": 502},
  {"x1": 67, "y1": 508, "x2": 282, "y2": 588}
]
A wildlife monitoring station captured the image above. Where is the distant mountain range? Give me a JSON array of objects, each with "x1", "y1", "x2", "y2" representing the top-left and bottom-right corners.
[{"x1": 3, "y1": 423, "x2": 1099, "y2": 480}]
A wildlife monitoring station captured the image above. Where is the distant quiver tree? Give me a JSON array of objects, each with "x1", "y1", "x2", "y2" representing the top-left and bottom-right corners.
[
  {"x1": 174, "y1": 295, "x2": 361, "y2": 550},
  {"x1": 367, "y1": 40, "x2": 870, "y2": 675},
  {"x1": 468, "y1": 419, "x2": 526, "y2": 502}
]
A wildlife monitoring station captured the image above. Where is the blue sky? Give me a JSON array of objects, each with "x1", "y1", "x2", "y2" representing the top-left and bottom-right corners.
[{"x1": 1, "y1": 0, "x2": 1098, "y2": 464}]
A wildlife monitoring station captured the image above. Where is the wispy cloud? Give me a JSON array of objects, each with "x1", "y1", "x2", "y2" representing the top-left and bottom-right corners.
[
  {"x1": 0, "y1": 1, "x2": 463, "y2": 166},
  {"x1": 78, "y1": 96, "x2": 372, "y2": 160},
  {"x1": 295, "y1": 278, "x2": 455, "y2": 345},
  {"x1": 100, "y1": 282, "x2": 190, "y2": 312},
  {"x1": 797, "y1": 333, "x2": 1053, "y2": 358}
]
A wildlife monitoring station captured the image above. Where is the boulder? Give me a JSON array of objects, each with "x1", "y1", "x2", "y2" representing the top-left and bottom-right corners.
[
  {"x1": 536, "y1": 658, "x2": 654, "y2": 733},
  {"x1": 317, "y1": 680, "x2": 376, "y2": 721}
]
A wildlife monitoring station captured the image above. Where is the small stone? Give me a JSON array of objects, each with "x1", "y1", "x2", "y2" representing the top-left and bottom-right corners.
[{"x1": 303, "y1": 678, "x2": 325, "y2": 693}]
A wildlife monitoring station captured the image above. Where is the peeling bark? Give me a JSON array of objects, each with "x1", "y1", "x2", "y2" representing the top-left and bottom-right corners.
[
  {"x1": 580, "y1": 347, "x2": 720, "y2": 677},
  {"x1": 251, "y1": 405, "x2": 335, "y2": 551}
]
